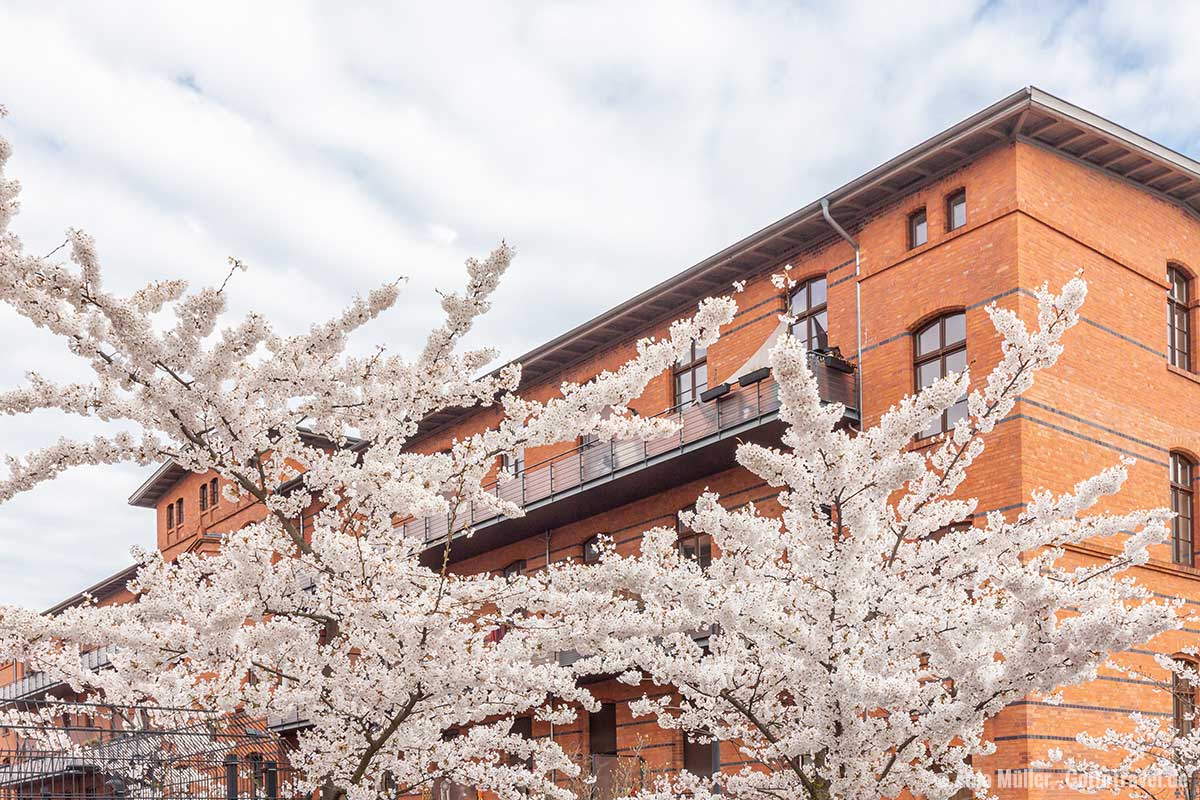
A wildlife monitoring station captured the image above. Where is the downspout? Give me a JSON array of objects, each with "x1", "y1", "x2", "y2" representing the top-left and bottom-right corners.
[{"x1": 819, "y1": 198, "x2": 863, "y2": 419}]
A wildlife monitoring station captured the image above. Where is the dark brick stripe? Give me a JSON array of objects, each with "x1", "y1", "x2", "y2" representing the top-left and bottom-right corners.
[
  {"x1": 1005, "y1": 413, "x2": 1170, "y2": 468},
  {"x1": 1018, "y1": 397, "x2": 1168, "y2": 455}
]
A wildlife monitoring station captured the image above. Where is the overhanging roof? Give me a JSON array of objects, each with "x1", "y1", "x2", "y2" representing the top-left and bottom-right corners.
[{"x1": 413, "y1": 86, "x2": 1200, "y2": 440}]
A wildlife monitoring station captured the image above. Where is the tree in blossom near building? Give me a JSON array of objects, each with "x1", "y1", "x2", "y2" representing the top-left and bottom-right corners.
[
  {"x1": 540, "y1": 275, "x2": 1182, "y2": 800},
  {"x1": 1043, "y1": 652, "x2": 1200, "y2": 800},
  {"x1": 0, "y1": 116, "x2": 736, "y2": 800}
]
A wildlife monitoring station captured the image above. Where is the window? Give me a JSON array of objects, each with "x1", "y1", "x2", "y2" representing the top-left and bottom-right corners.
[
  {"x1": 502, "y1": 449, "x2": 525, "y2": 475},
  {"x1": 175, "y1": 498, "x2": 184, "y2": 526},
  {"x1": 677, "y1": 507, "x2": 712, "y2": 570},
  {"x1": 210, "y1": 477, "x2": 219, "y2": 507},
  {"x1": 502, "y1": 560, "x2": 525, "y2": 581},
  {"x1": 914, "y1": 312, "x2": 968, "y2": 438},
  {"x1": 1174, "y1": 659, "x2": 1198, "y2": 735},
  {"x1": 683, "y1": 732, "x2": 719, "y2": 778},
  {"x1": 167, "y1": 503, "x2": 174, "y2": 529},
  {"x1": 789, "y1": 276, "x2": 828, "y2": 351},
  {"x1": 1169, "y1": 265, "x2": 1192, "y2": 371},
  {"x1": 199, "y1": 483, "x2": 208, "y2": 512},
  {"x1": 1172, "y1": 452, "x2": 1195, "y2": 566},
  {"x1": 946, "y1": 190, "x2": 967, "y2": 231},
  {"x1": 673, "y1": 343, "x2": 708, "y2": 407},
  {"x1": 583, "y1": 534, "x2": 603, "y2": 565},
  {"x1": 909, "y1": 208, "x2": 928, "y2": 248},
  {"x1": 588, "y1": 702, "x2": 617, "y2": 757}
]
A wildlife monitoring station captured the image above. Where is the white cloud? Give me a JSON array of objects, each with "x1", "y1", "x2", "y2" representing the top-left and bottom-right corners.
[{"x1": 0, "y1": 0, "x2": 1198, "y2": 607}]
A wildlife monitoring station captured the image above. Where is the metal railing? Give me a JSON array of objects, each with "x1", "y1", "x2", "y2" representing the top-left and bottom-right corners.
[
  {"x1": 401, "y1": 355, "x2": 856, "y2": 544},
  {"x1": 0, "y1": 646, "x2": 114, "y2": 703}
]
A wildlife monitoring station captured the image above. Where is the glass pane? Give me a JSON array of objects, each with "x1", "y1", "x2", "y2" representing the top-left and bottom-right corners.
[
  {"x1": 949, "y1": 195, "x2": 967, "y2": 230},
  {"x1": 947, "y1": 398, "x2": 969, "y2": 428},
  {"x1": 811, "y1": 311, "x2": 828, "y2": 350},
  {"x1": 694, "y1": 342, "x2": 707, "y2": 360},
  {"x1": 809, "y1": 277, "x2": 827, "y2": 307},
  {"x1": 943, "y1": 313, "x2": 966, "y2": 345},
  {"x1": 944, "y1": 348, "x2": 967, "y2": 375},
  {"x1": 917, "y1": 323, "x2": 941, "y2": 355},
  {"x1": 693, "y1": 363, "x2": 707, "y2": 390},
  {"x1": 911, "y1": 213, "x2": 927, "y2": 247},
  {"x1": 920, "y1": 420, "x2": 942, "y2": 439},
  {"x1": 918, "y1": 360, "x2": 942, "y2": 389}
]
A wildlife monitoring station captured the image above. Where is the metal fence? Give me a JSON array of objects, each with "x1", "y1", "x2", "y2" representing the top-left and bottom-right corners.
[
  {"x1": 0, "y1": 700, "x2": 299, "y2": 800},
  {"x1": 401, "y1": 355, "x2": 857, "y2": 544}
]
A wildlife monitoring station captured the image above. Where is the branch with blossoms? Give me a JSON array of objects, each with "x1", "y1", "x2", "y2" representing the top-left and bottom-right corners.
[
  {"x1": 0, "y1": 112, "x2": 738, "y2": 800},
  {"x1": 534, "y1": 275, "x2": 1180, "y2": 800},
  {"x1": 1041, "y1": 652, "x2": 1200, "y2": 800}
]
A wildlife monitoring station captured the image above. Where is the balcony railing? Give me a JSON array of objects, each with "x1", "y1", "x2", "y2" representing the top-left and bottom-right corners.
[
  {"x1": 0, "y1": 645, "x2": 113, "y2": 702},
  {"x1": 402, "y1": 354, "x2": 857, "y2": 545}
]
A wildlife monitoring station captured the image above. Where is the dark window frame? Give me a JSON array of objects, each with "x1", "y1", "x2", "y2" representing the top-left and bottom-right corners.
[
  {"x1": 1169, "y1": 264, "x2": 1192, "y2": 372},
  {"x1": 210, "y1": 477, "x2": 219, "y2": 507},
  {"x1": 914, "y1": 312, "x2": 968, "y2": 438},
  {"x1": 789, "y1": 276, "x2": 829, "y2": 352},
  {"x1": 502, "y1": 449, "x2": 525, "y2": 476},
  {"x1": 176, "y1": 498, "x2": 184, "y2": 526},
  {"x1": 166, "y1": 502, "x2": 174, "y2": 530},
  {"x1": 1172, "y1": 452, "x2": 1196, "y2": 567},
  {"x1": 583, "y1": 534, "x2": 603, "y2": 565},
  {"x1": 502, "y1": 560, "x2": 526, "y2": 581},
  {"x1": 677, "y1": 506, "x2": 712, "y2": 570},
  {"x1": 1174, "y1": 658, "x2": 1198, "y2": 735},
  {"x1": 588, "y1": 702, "x2": 618, "y2": 756},
  {"x1": 909, "y1": 208, "x2": 928, "y2": 249},
  {"x1": 199, "y1": 483, "x2": 208, "y2": 512},
  {"x1": 946, "y1": 189, "x2": 967, "y2": 232},
  {"x1": 673, "y1": 342, "x2": 708, "y2": 408},
  {"x1": 683, "y1": 731, "x2": 720, "y2": 778}
]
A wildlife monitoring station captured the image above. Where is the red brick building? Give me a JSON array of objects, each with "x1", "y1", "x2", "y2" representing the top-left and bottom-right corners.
[{"x1": 6, "y1": 87, "x2": 1200, "y2": 799}]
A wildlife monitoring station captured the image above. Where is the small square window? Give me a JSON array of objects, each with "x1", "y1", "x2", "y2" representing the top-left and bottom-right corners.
[
  {"x1": 947, "y1": 191, "x2": 967, "y2": 231},
  {"x1": 909, "y1": 209, "x2": 927, "y2": 248}
]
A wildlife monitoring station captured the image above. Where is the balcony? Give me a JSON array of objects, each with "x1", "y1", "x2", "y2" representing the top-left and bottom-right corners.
[
  {"x1": 409, "y1": 354, "x2": 857, "y2": 565},
  {"x1": 0, "y1": 645, "x2": 113, "y2": 703}
]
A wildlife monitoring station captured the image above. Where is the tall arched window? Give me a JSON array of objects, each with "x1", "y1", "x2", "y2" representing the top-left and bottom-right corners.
[
  {"x1": 914, "y1": 312, "x2": 967, "y2": 438},
  {"x1": 1172, "y1": 452, "x2": 1196, "y2": 566},
  {"x1": 789, "y1": 276, "x2": 828, "y2": 351},
  {"x1": 1174, "y1": 658, "x2": 1198, "y2": 735},
  {"x1": 1169, "y1": 265, "x2": 1192, "y2": 371}
]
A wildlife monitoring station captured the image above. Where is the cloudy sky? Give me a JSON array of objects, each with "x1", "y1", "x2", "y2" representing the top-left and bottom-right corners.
[{"x1": 0, "y1": 0, "x2": 1198, "y2": 608}]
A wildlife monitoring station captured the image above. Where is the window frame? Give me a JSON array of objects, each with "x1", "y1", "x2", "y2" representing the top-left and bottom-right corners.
[
  {"x1": 946, "y1": 189, "x2": 967, "y2": 232},
  {"x1": 502, "y1": 560, "x2": 526, "y2": 582},
  {"x1": 909, "y1": 208, "x2": 928, "y2": 249},
  {"x1": 789, "y1": 276, "x2": 829, "y2": 352},
  {"x1": 583, "y1": 534, "x2": 603, "y2": 565},
  {"x1": 199, "y1": 483, "x2": 208, "y2": 512},
  {"x1": 683, "y1": 731, "x2": 720, "y2": 778},
  {"x1": 672, "y1": 342, "x2": 708, "y2": 408},
  {"x1": 1174, "y1": 658, "x2": 1198, "y2": 736},
  {"x1": 175, "y1": 498, "x2": 184, "y2": 527},
  {"x1": 210, "y1": 477, "x2": 219, "y2": 507},
  {"x1": 1172, "y1": 452, "x2": 1196, "y2": 567},
  {"x1": 501, "y1": 449, "x2": 525, "y2": 476},
  {"x1": 677, "y1": 506, "x2": 712, "y2": 570},
  {"x1": 1169, "y1": 264, "x2": 1192, "y2": 372},
  {"x1": 913, "y1": 312, "x2": 968, "y2": 438},
  {"x1": 166, "y1": 502, "x2": 174, "y2": 530}
]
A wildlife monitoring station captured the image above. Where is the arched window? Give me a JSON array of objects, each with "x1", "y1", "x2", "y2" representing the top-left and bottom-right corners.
[
  {"x1": 210, "y1": 477, "x2": 219, "y2": 507},
  {"x1": 502, "y1": 560, "x2": 525, "y2": 581},
  {"x1": 1169, "y1": 265, "x2": 1192, "y2": 371},
  {"x1": 789, "y1": 276, "x2": 828, "y2": 352},
  {"x1": 914, "y1": 312, "x2": 968, "y2": 438},
  {"x1": 1174, "y1": 658, "x2": 1198, "y2": 735},
  {"x1": 1172, "y1": 452, "x2": 1196, "y2": 566},
  {"x1": 199, "y1": 483, "x2": 208, "y2": 511}
]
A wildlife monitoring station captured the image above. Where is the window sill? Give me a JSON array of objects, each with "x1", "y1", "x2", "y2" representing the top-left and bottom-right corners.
[{"x1": 1167, "y1": 363, "x2": 1200, "y2": 387}]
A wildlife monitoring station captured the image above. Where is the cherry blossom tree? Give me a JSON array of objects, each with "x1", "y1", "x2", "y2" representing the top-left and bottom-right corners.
[
  {"x1": 0, "y1": 116, "x2": 736, "y2": 800},
  {"x1": 1044, "y1": 652, "x2": 1200, "y2": 800},
  {"x1": 540, "y1": 277, "x2": 1181, "y2": 800}
]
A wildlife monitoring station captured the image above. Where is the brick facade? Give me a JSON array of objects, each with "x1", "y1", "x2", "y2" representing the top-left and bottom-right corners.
[{"x1": 10, "y1": 91, "x2": 1200, "y2": 799}]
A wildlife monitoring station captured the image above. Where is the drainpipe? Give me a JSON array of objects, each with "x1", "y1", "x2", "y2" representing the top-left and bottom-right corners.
[{"x1": 819, "y1": 198, "x2": 863, "y2": 419}]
